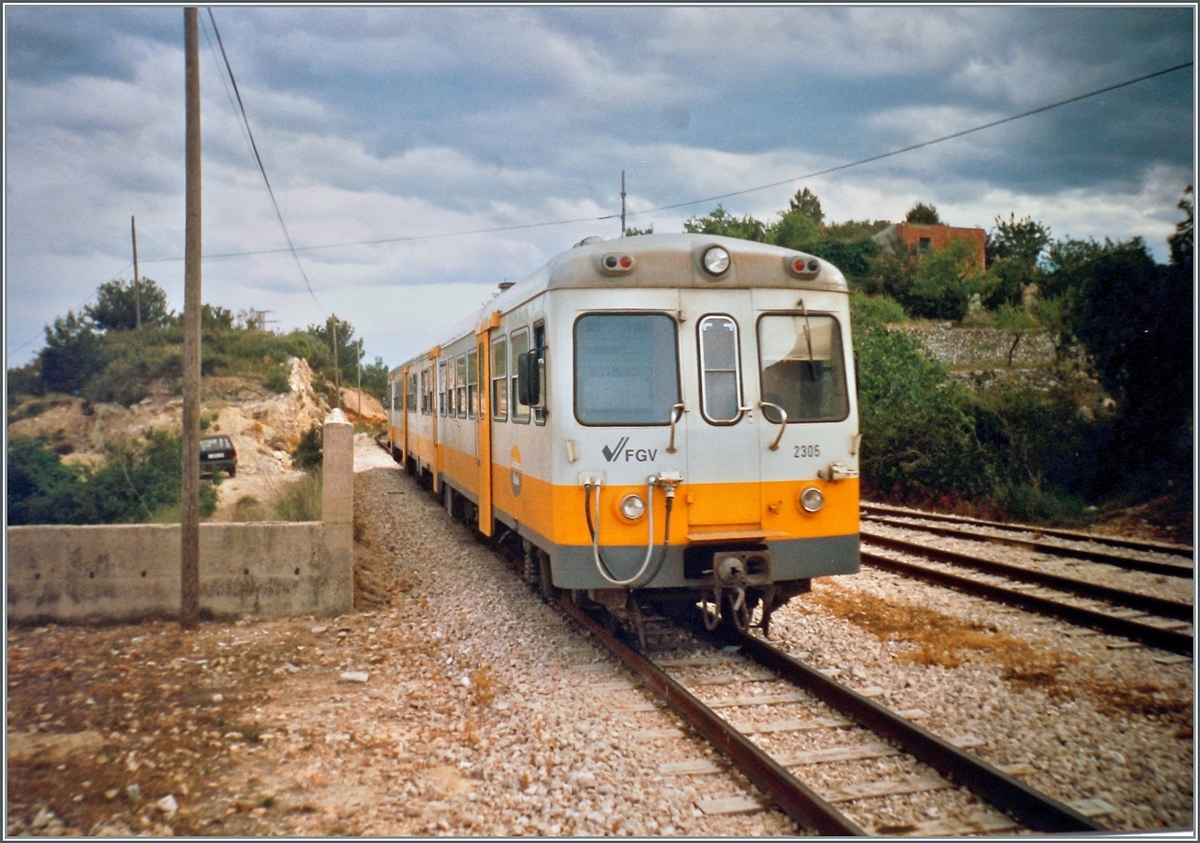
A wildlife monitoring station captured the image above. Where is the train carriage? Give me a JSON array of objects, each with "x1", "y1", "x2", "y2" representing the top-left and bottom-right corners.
[{"x1": 387, "y1": 233, "x2": 860, "y2": 632}]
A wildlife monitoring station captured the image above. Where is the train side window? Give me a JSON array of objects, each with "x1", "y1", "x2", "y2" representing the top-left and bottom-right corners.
[
  {"x1": 407, "y1": 373, "x2": 417, "y2": 414},
  {"x1": 574, "y1": 313, "x2": 680, "y2": 426},
  {"x1": 533, "y1": 322, "x2": 547, "y2": 425},
  {"x1": 465, "y1": 351, "x2": 477, "y2": 420},
  {"x1": 511, "y1": 329, "x2": 530, "y2": 423},
  {"x1": 441, "y1": 361, "x2": 448, "y2": 416},
  {"x1": 698, "y1": 315, "x2": 743, "y2": 423},
  {"x1": 757, "y1": 313, "x2": 850, "y2": 423},
  {"x1": 419, "y1": 369, "x2": 428, "y2": 415},
  {"x1": 456, "y1": 354, "x2": 468, "y2": 419},
  {"x1": 491, "y1": 338, "x2": 508, "y2": 421}
]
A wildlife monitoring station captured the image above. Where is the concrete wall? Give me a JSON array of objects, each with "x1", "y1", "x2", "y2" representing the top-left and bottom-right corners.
[{"x1": 6, "y1": 411, "x2": 354, "y2": 624}]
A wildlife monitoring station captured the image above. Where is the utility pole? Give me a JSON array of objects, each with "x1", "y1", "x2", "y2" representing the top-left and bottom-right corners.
[
  {"x1": 131, "y1": 216, "x2": 142, "y2": 330},
  {"x1": 331, "y1": 316, "x2": 341, "y2": 410},
  {"x1": 357, "y1": 338, "x2": 363, "y2": 419},
  {"x1": 180, "y1": 7, "x2": 202, "y2": 629},
  {"x1": 620, "y1": 169, "x2": 626, "y2": 237}
]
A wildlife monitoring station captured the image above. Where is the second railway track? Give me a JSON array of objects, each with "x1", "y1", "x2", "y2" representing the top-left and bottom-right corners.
[{"x1": 860, "y1": 527, "x2": 1194, "y2": 657}]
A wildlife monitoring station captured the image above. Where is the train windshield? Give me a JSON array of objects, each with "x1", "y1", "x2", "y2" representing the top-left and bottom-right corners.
[
  {"x1": 575, "y1": 313, "x2": 680, "y2": 425},
  {"x1": 757, "y1": 314, "x2": 850, "y2": 423}
]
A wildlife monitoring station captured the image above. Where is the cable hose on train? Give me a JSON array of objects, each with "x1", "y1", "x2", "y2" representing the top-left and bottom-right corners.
[{"x1": 584, "y1": 482, "x2": 672, "y2": 589}]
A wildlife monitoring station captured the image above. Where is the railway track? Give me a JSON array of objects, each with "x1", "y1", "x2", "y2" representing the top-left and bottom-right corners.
[
  {"x1": 860, "y1": 529, "x2": 1193, "y2": 656},
  {"x1": 556, "y1": 598, "x2": 1106, "y2": 836},
  {"x1": 862, "y1": 503, "x2": 1194, "y2": 566}
]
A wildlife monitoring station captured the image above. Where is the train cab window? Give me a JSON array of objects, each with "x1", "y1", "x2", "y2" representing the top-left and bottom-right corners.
[
  {"x1": 466, "y1": 350, "x2": 478, "y2": 420},
  {"x1": 491, "y1": 338, "x2": 508, "y2": 421},
  {"x1": 698, "y1": 315, "x2": 743, "y2": 423},
  {"x1": 456, "y1": 355, "x2": 468, "y2": 419},
  {"x1": 574, "y1": 313, "x2": 680, "y2": 426},
  {"x1": 511, "y1": 329, "x2": 530, "y2": 423},
  {"x1": 757, "y1": 313, "x2": 850, "y2": 423}
]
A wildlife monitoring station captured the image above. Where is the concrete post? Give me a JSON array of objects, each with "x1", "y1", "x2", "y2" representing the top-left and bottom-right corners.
[{"x1": 321, "y1": 408, "x2": 354, "y2": 614}]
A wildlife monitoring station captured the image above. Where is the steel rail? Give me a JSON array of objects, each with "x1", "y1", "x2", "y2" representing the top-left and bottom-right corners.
[
  {"x1": 862, "y1": 549, "x2": 1193, "y2": 657},
  {"x1": 862, "y1": 502, "x2": 1194, "y2": 559},
  {"x1": 862, "y1": 530, "x2": 1193, "y2": 621},
  {"x1": 731, "y1": 631, "x2": 1106, "y2": 834},
  {"x1": 557, "y1": 596, "x2": 868, "y2": 836},
  {"x1": 863, "y1": 512, "x2": 1193, "y2": 579}
]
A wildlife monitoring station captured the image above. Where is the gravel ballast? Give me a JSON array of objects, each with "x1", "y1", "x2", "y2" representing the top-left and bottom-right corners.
[{"x1": 5, "y1": 434, "x2": 1192, "y2": 835}]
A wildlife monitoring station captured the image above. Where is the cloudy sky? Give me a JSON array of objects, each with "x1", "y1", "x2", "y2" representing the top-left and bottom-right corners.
[{"x1": 5, "y1": 5, "x2": 1195, "y2": 369}]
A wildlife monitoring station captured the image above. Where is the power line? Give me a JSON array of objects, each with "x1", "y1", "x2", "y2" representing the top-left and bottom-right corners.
[
  {"x1": 132, "y1": 59, "x2": 1193, "y2": 264},
  {"x1": 205, "y1": 7, "x2": 324, "y2": 314}
]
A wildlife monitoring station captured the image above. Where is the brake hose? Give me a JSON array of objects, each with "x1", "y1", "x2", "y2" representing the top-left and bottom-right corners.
[{"x1": 585, "y1": 481, "x2": 671, "y2": 588}]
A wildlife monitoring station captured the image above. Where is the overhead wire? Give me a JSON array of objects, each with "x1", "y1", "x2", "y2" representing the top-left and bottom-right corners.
[
  {"x1": 133, "y1": 59, "x2": 1193, "y2": 265},
  {"x1": 204, "y1": 7, "x2": 325, "y2": 315}
]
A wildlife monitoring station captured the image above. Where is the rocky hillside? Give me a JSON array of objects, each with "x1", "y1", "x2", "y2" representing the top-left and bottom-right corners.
[{"x1": 8, "y1": 358, "x2": 385, "y2": 521}]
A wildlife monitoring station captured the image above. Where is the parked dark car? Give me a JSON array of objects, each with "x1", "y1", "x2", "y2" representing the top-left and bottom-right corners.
[{"x1": 199, "y1": 435, "x2": 237, "y2": 477}]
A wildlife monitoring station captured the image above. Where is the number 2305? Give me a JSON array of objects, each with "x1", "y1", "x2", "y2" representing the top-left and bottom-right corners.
[{"x1": 793, "y1": 444, "x2": 820, "y2": 458}]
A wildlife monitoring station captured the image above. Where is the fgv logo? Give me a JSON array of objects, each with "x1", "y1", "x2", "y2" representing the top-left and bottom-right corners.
[{"x1": 602, "y1": 437, "x2": 658, "y2": 463}]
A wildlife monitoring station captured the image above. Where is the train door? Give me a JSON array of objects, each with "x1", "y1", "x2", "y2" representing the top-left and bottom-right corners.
[
  {"x1": 681, "y1": 289, "x2": 762, "y2": 536},
  {"x1": 475, "y1": 328, "x2": 493, "y2": 536}
]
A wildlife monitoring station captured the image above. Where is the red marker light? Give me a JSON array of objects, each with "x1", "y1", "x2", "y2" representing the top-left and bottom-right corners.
[
  {"x1": 792, "y1": 258, "x2": 805, "y2": 272},
  {"x1": 619, "y1": 256, "x2": 632, "y2": 269}
]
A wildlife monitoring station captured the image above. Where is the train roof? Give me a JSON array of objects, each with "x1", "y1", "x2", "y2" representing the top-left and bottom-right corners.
[{"x1": 398, "y1": 233, "x2": 849, "y2": 369}]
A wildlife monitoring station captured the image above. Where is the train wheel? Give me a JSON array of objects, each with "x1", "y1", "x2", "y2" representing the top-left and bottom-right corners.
[
  {"x1": 537, "y1": 550, "x2": 555, "y2": 602},
  {"x1": 699, "y1": 590, "x2": 722, "y2": 631},
  {"x1": 522, "y1": 541, "x2": 539, "y2": 587}
]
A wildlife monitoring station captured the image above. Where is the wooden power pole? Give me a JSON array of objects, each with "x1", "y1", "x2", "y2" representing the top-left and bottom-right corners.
[
  {"x1": 131, "y1": 216, "x2": 142, "y2": 330},
  {"x1": 181, "y1": 7, "x2": 202, "y2": 628}
]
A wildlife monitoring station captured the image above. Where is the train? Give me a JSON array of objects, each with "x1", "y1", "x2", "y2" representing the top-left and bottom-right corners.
[{"x1": 386, "y1": 232, "x2": 860, "y2": 635}]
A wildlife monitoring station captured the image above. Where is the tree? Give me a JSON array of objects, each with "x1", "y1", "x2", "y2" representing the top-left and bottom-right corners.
[
  {"x1": 787, "y1": 187, "x2": 824, "y2": 224},
  {"x1": 85, "y1": 278, "x2": 171, "y2": 331},
  {"x1": 683, "y1": 205, "x2": 767, "y2": 241},
  {"x1": 307, "y1": 315, "x2": 362, "y2": 386},
  {"x1": 38, "y1": 311, "x2": 108, "y2": 394},
  {"x1": 624, "y1": 224, "x2": 655, "y2": 237},
  {"x1": 987, "y1": 213, "x2": 1051, "y2": 267},
  {"x1": 768, "y1": 210, "x2": 820, "y2": 251},
  {"x1": 905, "y1": 202, "x2": 942, "y2": 225},
  {"x1": 1168, "y1": 185, "x2": 1193, "y2": 272}
]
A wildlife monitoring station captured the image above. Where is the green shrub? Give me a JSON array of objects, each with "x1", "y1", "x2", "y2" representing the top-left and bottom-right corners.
[
  {"x1": 263, "y1": 361, "x2": 292, "y2": 394},
  {"x1": 6, "y1": 432, "x2": 216, "y2": 524},
  {"x1": 291, "y1": 425, "x2": 323, "y2": 471},
  {"x1": 273, "y1": 472, "x2": 322, "y2": 522}
]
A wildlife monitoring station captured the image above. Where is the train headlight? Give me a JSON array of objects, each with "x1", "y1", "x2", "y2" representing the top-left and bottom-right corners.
[
  {"x1": 799, "y1": 487, "x2": 824, "y2": 513},
  {"x1": 620, "y1": 493, "x2": 646, "y2": 520},
  {"x1": 702, "y1": 246, "x2": 730, "y2": 276}
]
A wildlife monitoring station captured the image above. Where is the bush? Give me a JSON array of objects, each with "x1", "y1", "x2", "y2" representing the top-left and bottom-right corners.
[
  {"x1": 6, "y1": 432, "x2": 216, "y2": 524},
  {"x1": 273, "y1": 472, "x2": 322, "y2": 521},
  {"x1": 851, "y1": 294, "x2": 990, "y2": 503},
  {"x1": 291, "y1": 425, "x2": 323, "y2": 471}
]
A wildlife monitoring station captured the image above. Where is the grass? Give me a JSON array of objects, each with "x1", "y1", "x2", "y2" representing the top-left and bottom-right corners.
[
  {"x1": 231, "y1": 495, "x2": 267, "y2": 522},
  {"x1": 808, "y1": 579, "x2": 1073, "y2": 678},
  {"x1": 272, "y1": 472, "x2": 322, "y2": 522}
]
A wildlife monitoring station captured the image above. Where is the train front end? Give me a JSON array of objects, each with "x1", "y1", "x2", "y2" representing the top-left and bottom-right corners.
[{"x1": 544, "y1": 234, "x2": 859, "y2": 632}]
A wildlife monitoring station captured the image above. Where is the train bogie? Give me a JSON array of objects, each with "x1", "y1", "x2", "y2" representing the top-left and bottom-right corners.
[{"x1": 388, "y1": 233, "x2": 860, "y2": 631}]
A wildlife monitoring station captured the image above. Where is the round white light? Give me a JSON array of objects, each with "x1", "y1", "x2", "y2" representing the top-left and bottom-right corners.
[
  {"x1": 799, "y1": 487, "x2": 824, "y2": 513},
  {"x1": 702, "y1": 246, "x2": 730, "y2": 276},
  {"x1": 620, "y1": 494, "x2": 646, "y2": 520}
]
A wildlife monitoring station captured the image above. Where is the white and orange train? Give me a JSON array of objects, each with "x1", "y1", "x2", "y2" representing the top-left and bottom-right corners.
[{"x1": 386, "y1": 233, "x2": 860, "y2": 632}]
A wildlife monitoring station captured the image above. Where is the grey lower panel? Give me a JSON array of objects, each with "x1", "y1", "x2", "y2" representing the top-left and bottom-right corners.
[{"x1": 541, "y1": 534, "x2": 860, "y2": 590}]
